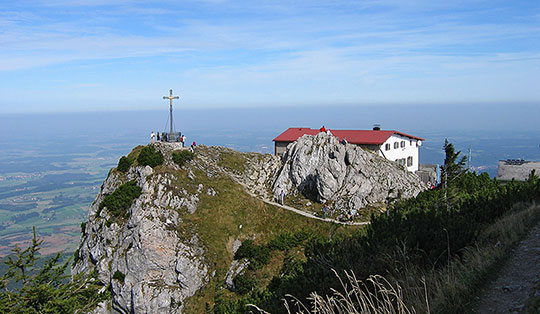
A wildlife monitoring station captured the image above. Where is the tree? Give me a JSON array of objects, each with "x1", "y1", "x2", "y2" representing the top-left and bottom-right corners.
[
  {"x1": 0, "y1": 227, "x2": 109, "y2": 313},
  {"x1": 440, "y1": 139, "x2": 467, "y2": 188},
  {"x1": 440, "y1": 139, "x2": 467, "y2": 209}
]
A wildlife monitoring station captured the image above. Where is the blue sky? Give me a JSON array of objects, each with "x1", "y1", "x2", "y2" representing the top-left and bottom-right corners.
[{"x1": 0, "y1": 0, "x2": 539, "y2": 113}]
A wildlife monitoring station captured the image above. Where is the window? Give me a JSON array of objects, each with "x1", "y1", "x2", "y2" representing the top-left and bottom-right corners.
[
  {"x1": 410, "y1": 140, "x2": 413, "y2": 146},
  {"x1": 407, "y1": 156, "x2": 413, "y2": 167},
  {"x1": 394, "y1": 142, "x2": 399, "y2": 149},
  {"x1": 400, "y1": 141, "x2": 405, "y2": 148},
  {"x1": 385, "y1": 143, "x2": 391, "y2": 151}
]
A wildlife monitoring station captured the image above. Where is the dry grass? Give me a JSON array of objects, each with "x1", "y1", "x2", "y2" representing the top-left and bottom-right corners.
[{"x1": 249, "y1": 270, "x2": 417, "y2": 314}]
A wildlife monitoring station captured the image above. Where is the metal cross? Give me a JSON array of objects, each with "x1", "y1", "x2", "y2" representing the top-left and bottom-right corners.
[{"x1": 163, "y1": 89, "x2": 180, "y2": 135}]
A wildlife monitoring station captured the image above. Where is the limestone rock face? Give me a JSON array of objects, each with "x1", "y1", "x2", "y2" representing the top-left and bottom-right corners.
[
  {"x1": 273, "y1": 132, "x2": 426, "y2": 210},
  {"x1": 237, "y1": 152, "x2": 282, "y2": 200},
  {"x1": 73, "y1": 143, "x2": 209, "y2": 314}
]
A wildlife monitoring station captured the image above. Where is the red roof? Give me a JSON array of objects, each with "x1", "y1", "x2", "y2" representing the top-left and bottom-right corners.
[{"x1": 273, "y1": 128, "x2": 424, "y2": 145}]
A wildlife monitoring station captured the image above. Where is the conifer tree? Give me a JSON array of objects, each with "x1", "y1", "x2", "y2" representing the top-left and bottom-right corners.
[
  {"x1": 440, "y1": 139, "x2": 467, "y2": 208},
  {"x1": 0, "y1": 227, "x2": 109, "y2": 313},
  {"x1": 441, "y1": 139, "x2": 467, "y2": 187}
]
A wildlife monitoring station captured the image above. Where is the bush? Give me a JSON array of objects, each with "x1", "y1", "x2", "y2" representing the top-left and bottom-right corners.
[
  {"x1": 233, "y1": 274, "x2": 254, "y2": 295},
  {"x1": 235, "y1": 240, "x2": 271, "y2": 270},
  {"x1": 99, "y1": 181, "x2": 142, "y2": 218},
  {"x1": 137, "y1": 145, "x2": 164, "y2": 167},
  {"x1": 235, "y1": 239, "x2": 255, "y2": 260},
  {"x1": 117, "y1": 156, "x2": 133, "y2": 173},
  {"x1": 112, "y1": 270, "x2": 125, "y2": 284},
  {"x1": 172, "y1": 150, "x2": 195, "y2": 167}
]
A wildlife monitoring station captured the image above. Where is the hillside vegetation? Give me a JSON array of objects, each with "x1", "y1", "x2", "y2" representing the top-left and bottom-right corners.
[{"x1": 208, "y1": 141, "x2": 540, "y2": 313}]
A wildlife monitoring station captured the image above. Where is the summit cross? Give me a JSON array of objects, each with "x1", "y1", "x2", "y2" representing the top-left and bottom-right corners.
[{"x1": 163, "y1": 89, "x2": 180, "y2": 135}]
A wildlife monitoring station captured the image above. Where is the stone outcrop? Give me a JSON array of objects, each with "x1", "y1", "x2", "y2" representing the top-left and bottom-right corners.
[
  {"x1": 73, "y1": 143, "x2": 209, "y2": 314},
  {"x1": 236, "y1": 152, "x2": 281, "y2": 200},
  {"x1": 273, "y1": 132, "x2": 426, "y2": 211}
]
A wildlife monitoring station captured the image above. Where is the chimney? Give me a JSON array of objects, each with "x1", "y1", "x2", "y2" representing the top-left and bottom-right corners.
[{"x1": 373, "y1": 124, "x2": 381, "y2": 131}]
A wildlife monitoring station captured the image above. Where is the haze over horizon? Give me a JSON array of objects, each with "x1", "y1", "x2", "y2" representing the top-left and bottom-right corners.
[{"x1": 1, "y1": 1, "x2": 539, "y2": 114}]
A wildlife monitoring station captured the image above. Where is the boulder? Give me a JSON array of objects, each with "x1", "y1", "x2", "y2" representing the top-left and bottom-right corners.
[{"x1": 273, "y1": 132, "x2": 425, "y2": 211}]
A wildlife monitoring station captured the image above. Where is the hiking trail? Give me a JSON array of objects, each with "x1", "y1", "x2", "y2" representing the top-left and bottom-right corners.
[{"x1": 475, "y1": 221, "x2": 540, "y2": 313}]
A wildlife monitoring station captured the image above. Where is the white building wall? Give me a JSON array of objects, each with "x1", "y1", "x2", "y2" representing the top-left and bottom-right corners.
[{"x1": 377, "y1": 134, "x2": 420, "y2": 172}]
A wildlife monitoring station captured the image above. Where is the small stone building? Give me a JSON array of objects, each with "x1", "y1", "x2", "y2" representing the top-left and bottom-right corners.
[
  {"x1": 273, "y1": 127, "x2": 424, "y2": 172},
  {"x1": 497, "y1": 160, "x2": 540, "y2": 181}
]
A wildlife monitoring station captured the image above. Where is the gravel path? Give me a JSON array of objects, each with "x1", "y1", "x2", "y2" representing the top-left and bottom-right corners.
[
  {"x1": 257, "y1": 196, "x2": 369, "y2": 226},
  {"x1": 476, "y1": 222, "x2": 540, "y2": 313}
]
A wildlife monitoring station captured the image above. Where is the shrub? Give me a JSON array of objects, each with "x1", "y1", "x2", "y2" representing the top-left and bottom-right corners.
[
  {"x1": 112, "y1": 270, "x2": 125, "y2": 284},
  {"x1": 172, "y1": 150, "x2": 195, "y2": 167},
  {"x1": 235, "y1": 239, "x2": 255, "y2": 260},
  {"x1": 117, "y1": 156, "x2": 133, "y2": 173},
  {"x1": 99, "y1": 181, "x2": 142, "y2": 218},
  {"x1": 137, "y1": 145, "x2": 164, "y2": 167},
  {"x1": 233, "y1": 274, "x2": 254, "y2": 295},
  {"x1": 235, "y1": 240, "x2": 271, "y2": 270}
]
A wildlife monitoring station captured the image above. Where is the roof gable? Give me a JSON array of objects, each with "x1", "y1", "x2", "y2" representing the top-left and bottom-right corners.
[{"x1": 273, "y1": 128, "x2": 424, "y2": 145}]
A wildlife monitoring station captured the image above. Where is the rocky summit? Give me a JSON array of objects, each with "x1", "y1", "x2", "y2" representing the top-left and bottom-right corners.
[
  {"x1": 72, "y1": 137, "x2": 425, "y2": 313},
  {"x1": 273, "y1": 132, "x2": 426, "y2": 211},
  {"x1": 73, "y1": 143, "x2": 209, "y2": 314}
]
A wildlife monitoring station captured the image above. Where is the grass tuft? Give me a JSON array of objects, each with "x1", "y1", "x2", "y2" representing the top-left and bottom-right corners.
[{"x1": 279, "y1": 270, "x2": 416, "y2": 314}]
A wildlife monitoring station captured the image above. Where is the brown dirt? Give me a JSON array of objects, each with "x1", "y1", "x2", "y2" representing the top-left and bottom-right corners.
[{"x1": 476, "y1": 222, "x2": 540, "y2": 313}]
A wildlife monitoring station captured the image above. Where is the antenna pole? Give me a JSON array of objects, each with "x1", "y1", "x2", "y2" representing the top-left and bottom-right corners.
[{"x1": 468, "y1": 146, "x2": 472, "y2": 169}]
